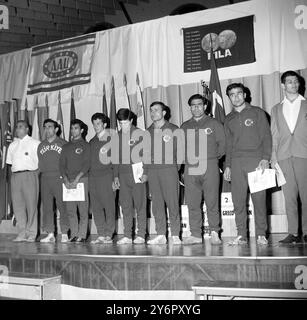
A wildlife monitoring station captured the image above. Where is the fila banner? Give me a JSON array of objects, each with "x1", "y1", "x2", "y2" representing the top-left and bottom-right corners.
[
  {"x1": 27, "y1": 33, "x2": 96, "y2": 95},
  {"x1": 183, "y1": 15, "x2": 256, "y2": 72}
]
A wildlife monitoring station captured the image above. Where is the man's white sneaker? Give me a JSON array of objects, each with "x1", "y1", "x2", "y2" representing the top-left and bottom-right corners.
[
  {"x1": 147, "y1": 235, "x2": 167, "y2": 245},
  {"x1": 257, "y1": 235, "x2": 268, "y2": 245},
  {"x1": 133, "y1": 236, "x2": 145, "y2": 244},
  {"x1": 182, "y1": 236, "x2": 203, "y2": 245},
  {"x1": 227, "y1": 235, "x2": 248, "y2": 245},
  {"x1": 61, "y1": 234, "x2": 69, "y2": 243},
  {"x1": 210, "y1": 231, "x2": 222, "y2": 245},
  {"x1": 170, "y1": 236, "x2": 182, "y2": 245},
  {"x1": 91, "y1": 236, "x2": 105, "y2": 244},
  {"x1": 40, "y1": 233, "x2": 55, "y2": 243},
  {"x1": 117, "y1": 237, "x2": 132, "y2": 245}
]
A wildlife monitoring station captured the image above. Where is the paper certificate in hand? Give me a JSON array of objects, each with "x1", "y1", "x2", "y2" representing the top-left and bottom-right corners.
[
  {"x1": 248, "y1": 169, "x2": 276, "y2": 194},
  {"x1": 132, "y1": 162, "x2": 143, "y2": 184},
  {"x1": 63, "y1": 183, "x2": 85, "y2": 201}
]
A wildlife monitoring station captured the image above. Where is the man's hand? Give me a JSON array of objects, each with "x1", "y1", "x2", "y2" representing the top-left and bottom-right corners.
[
  {"x1": 139, "y1": 174, "x2": 148, "y2": 183},
  {"x1": 63, "y1": 177, "x2": 71, "y2": 189},
  {"x1": 224, "y1": 167, "x2": 231, "y2": 182},
  {"x1": 113, "y1": 177, "x2": 120, "y2": 191},
  {"x1": 256, "y1": 159, "x2": 269, "y2": 174},
  {"x1": 270, "y1": 159, "x2": 277, "y2": 170}
]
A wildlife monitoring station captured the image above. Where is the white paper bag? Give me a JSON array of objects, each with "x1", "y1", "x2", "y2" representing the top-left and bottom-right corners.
[
  {"x1": 63, "y1": 183, "x2": 85, "y2": 201},
  {"x1": 132, "y1": 162, "x2": 143, "y2": 183},
  {"x1": 274, "y1": 163, "x2": 286, "y2": 187},
  {"x1": 248, "y1": 169, "x2": 276, "y2": 193}
]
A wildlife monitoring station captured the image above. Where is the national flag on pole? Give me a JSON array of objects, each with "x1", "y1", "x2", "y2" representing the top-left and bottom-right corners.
[
  {"x1": 69, "y1": 89, "x2": 76, "y2": 141},
  {"x1": 136, "y1": 73, "x2": 146, "y2": 130},
  {"x1": 209, "y1": 47, "x2": 226, "y2": 124},
  {"x1": 102, "y1": 83, "x2": 108, "y2": 116},
  {"x1": 57, "y1": 91, "x2": 65, "y2": 140},
  {"x1": 31, "y1": 96, "x2": 40, "y2": 140},
  {"x1": 123, "y1": 74, "x2": 131, "y2": 110},
  {"x1": 109, "y1": 76, "x2": 117, "y2": 131}
]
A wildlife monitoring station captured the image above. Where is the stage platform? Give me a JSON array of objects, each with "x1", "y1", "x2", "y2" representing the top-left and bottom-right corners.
[{"x1": 0, "y1": 234, "x2": 306, "y2": 293}]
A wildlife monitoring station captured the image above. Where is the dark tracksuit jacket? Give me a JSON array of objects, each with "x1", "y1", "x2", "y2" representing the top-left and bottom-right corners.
[
  {"x1": 38, "y1": 136, "x2": 69, "y2": 233},
  {"x1": 59, "y1": 138, "x2": 90, "y2": 239},
  {"x1": 181, "y1": 115, "x2": 225, "y2": 236},
  {"x1": 224, "y1": 103, "x2": 272, "y2": 237},
  {"x1": 144, "y1": 121, "x2": 182, "y2": 237},
  {"x1": 89, "y1": 132, "x2": 116, "y2": 238},
  {"x1": 113, "y1": 126, "x2": 147, "y2": 238}
]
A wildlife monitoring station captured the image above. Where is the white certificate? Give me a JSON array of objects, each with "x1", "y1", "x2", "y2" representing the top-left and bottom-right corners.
[
  {"x1": 248, "y1": 169, "x2": 276, "y2": 194},
  {"x1": 63, "y1": 183, "x2": 85, "y2": 202},
  {"x1": 132, "y1": 162, "x2": 143, "y2": 184}
]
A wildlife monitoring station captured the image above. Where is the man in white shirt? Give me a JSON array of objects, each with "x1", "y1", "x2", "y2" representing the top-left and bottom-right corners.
[
  {"x1": 6, "y1": 120, "x2": 40, "y2": 242},
  {"x1": 271, "y1": 71, "x2": 307, "y2": 244}
]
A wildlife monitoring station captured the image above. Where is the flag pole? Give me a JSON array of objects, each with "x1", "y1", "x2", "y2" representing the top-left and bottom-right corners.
[{"x1": 136, "y1": 72, "x2": 146, "y2": 129}]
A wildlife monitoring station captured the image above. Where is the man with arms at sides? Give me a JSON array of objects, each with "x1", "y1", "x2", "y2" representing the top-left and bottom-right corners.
[
  {"x1": 6, "y1": 120, "x2": 40, "y2": 242},
  {"x1": 113, "y1": 108, "x2": 148, "y2": 244},
  {"x1": 59, "y1": 119, "x2": 90, "y2": 243},
  {"x1": 181, "y1": 94, "x2": 225, "y2": 245},
  {"x1": 38, "y1": 119, "x2": 70, "y2": 243},
  {"x1": 89, "y1": 113, "x2": 116, "y2": 244},
  {"x1": 224, "y1": 83, "x2": 272, "y2": 245},
  {"x1": 145, "y1": 101, "x2": 182, "y2": 245},
  {"x1": 271, "y1": 71, "x2": 307, "y2": 244}
]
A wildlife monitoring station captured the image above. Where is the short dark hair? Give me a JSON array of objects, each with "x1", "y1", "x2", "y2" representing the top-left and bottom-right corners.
[
  {"x1": 43, "y1": 118, "x2": 59, "y2": 129},
  {"x1": 16, "y1": 120, "x2": 29, "y2": 129},
  {"x1": 226, "y1": 83, "x2": 245, "y2": 97},
  {"x1": 91, "y1": 112, "x2": 110, "y2": 127},
  {"x1": 116, "y1": 108, "x2": 134, "y2": 121},
  {"x1": 149, "y1": 101, "x2": 168, "y2": 113},
  {"x1": 188, "y1": 94, "x2": 208, "y2": 106},
  {"x1": 281, "y1": 70, "x2": 300, "y2": 84}
]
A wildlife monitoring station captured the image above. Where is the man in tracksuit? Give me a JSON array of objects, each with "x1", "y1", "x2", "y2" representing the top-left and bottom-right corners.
[
  {"x1": 59, "y1": 119, "x2": 90, "y2": 243},
  {"x1": 271, "y1": 71, "x2": 307, "y2": 244},
  {"x1": 181, "y1": 94, "x2": 225, "y2": 245},
  {"x1": 113, "y1": 108, "x2": 147, "y2": 245},
  {"x1": 224, "y1": 83, "x2": 272, "y2": 245},
  {"x1": 89, "y1": 113, "x2": 116, "y2": 244},
  {"x1": 145, "y1": 101, "x2": 182, "y2": 245},
  {"x1": 38, "y1": 119, "x2": 69, "y2": 243}
]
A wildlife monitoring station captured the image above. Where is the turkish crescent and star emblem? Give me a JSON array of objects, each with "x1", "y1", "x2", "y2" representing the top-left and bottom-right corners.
[
  {"x1": 204, "y1": 128, "x2": 213, "y2": 135},
  {"x1": 244, "y1": 119, "x2": 254, "y2": 127},
  {"x1": 75, "y1": 148, "x2": 83, "y2": 154},
  {"x1": 163, "y1": 135, "x2": 171, "y2": 142}
]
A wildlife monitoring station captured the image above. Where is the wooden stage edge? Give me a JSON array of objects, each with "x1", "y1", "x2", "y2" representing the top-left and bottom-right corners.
[{"x1": 0, "y1": 234, "x2": 306, "y2": 291}]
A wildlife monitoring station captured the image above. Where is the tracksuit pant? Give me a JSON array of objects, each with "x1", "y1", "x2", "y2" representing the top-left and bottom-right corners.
[
  {"x1": 231, "y1": 157, "x2": 267, "y2": 237},
  {"x1": 65, "y1": 177, "x2": 89, "y2": 239},
  {"x1": 41, "y1": 175, "x2": 69, "y2": 234},
  {"x1": 279, "y1": 157, "x2": 307, "y2": 235},
  {"x1": 185, "y1": 159, "x2": 220, "y2": 237},
  {"x1": 89, "y1": 173, "x2": 116, "y2": 238},
  {"x1": 11, "y1": 171, "x2": 39, "y2": 238},
  {"x1": 148, "y1": 166, "x2": 181, "y2": 237},
  {"x1": 118, "y1": 172, "x2": 147, "y2": 238}
]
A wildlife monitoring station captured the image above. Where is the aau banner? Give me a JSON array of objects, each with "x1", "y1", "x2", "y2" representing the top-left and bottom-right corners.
[
  {"x1": 27, "y1": 33, "x2": 96, "y2": 95},
  {"x1": 183, "y1": 15, "x2": 256, "y2": 73}
]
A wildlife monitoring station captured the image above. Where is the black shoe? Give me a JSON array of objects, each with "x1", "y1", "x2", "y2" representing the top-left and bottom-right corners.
[
  {"x1": 69, "y1": 236, "x2": 78, "y2": 243},
  {"x1": 303, "y1": 234, "x2": 307, "y2": 243},
  {"x1": 75, "y1": 237, "x2": 87, "y2": 243},
  {"x1": 279, "y1": 234, "x2": 302, "y2": 244}
]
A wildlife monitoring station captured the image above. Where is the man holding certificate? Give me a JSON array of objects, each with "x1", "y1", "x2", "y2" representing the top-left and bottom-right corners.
[
  {"x1": 59, "y1": 119, "x2": 90, "y2": 243},
  {"x1": 224, "y1": 83, "x2": 272, "y2": 245}
]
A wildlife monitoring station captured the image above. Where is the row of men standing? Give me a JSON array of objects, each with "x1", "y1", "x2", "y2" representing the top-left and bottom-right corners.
[{"x1": 6, "y1": 70, "x2": 307, "y2": 245}]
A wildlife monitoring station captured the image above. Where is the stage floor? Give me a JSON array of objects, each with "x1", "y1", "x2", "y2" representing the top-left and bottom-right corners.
[{"x1": 0, "y1": 234, "x2": 306, "y2": 291}]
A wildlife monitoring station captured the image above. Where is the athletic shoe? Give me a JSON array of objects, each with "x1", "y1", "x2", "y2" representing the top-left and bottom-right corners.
[
  {"x1": 117, "y1": 237, "x2": 132, "y2": 245},
  {"x1": 133, "y1": 236, "x2": 145, "y2": 244},
  {"x1": 26, "y1": 236, "x2": 37, "y2": 243},
  {"x1": 257, "y1": 235, "x2": 268, "y2": 245},
  {"x1": 61, "y1": 234, "x2": 69, "y2": 243},
  {"x1": 279, "y1": 234, "x2": 302, "y2": 244},
  {"x1": 182, "y1": 236, "x2": 203, "y2": 245},
  {"x1": 103, "y1": 236, "x2": 113, "y2": 244},
  {"x1": 147, "y1": 235, "x2": 167, "y2": 245},
  {"x1": 40, "y1": 233, "x2": 56, "y2": 243},
  {"x1": 12, "y1": 236, "x2": 27, "y2": 242},
  {"x1": 227, "y1": 235, "x2": 248, "y2": 245},
  {"x1": 210, "y1": 231, "x2": 222, "y2": 245},
  {"x1": 170, "y1": 236, "x2": 182, "y2": 245},
  {"x1": 69, "y1": 236, "x2": 78, "y2": 242},
  {"x1": 75, "y1": 237, "x2": 87, "y2": 243},
  {"x1": 91, "y1": 236, "x2": 106, "y2": 244}
]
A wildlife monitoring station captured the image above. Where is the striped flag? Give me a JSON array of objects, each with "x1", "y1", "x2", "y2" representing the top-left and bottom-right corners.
[
  {"x1": 102, "y1": 83, "x2": 108, "y2": 116},
  {"x1": 109, "y1": 76, "x2": 117, "y2": 131},
  {"x1": 136, "y1": 73, "x2": 146, "y2": 130},
  {"x1": 57, "y1": 91, "x2": 65, "y2": 140},
  {"x1": 209, "y1": 47, "x2": 225, "y2": 124}
]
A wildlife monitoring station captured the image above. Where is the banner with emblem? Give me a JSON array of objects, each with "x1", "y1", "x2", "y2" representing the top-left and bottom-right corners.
[{"x1": 27, "y1": 33, "x2": 96, "y2": 95}]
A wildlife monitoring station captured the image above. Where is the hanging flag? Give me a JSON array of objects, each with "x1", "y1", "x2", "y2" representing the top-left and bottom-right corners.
[
  {"x1": 27, "y1": 33, "x2": 96, "y2": 95},
  {"x1": 136, "y1": 73, "x2": 146, "y2": 130},
  {"x1": 57, "y1": 91, "x2": 66, "y2": 140},
  {"x1": 102, "y1": 83, "x2": 108, "y2": 116},
  {"x1": 31, "y1": 96, "x2": 40, "y2": 140},
  {"x1": 69, "y1": 89, "x2": 76, "y2": 141},
  {"x1": 123, "y1": 73, "x2": 131, "y2": 110},
  {"x1": 109, "y1": 76, "x2": 117, "y2": 131},
  {"x1": 209, "y1": 46, "x2": 226, "y2": 124}
]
